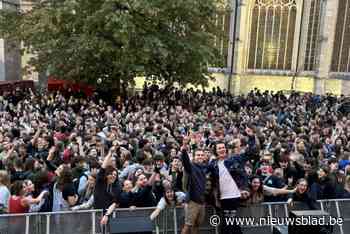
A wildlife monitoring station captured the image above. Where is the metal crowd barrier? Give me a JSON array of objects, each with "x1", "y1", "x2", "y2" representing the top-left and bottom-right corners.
[{"x1": 0, "y1": 199, "x2": 349, "y2": 234}]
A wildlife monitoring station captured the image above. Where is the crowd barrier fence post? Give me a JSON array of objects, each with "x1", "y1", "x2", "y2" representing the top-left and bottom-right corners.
[
  {"x1": 25, "y1": 215, "x2": 30, "y2": 234},
  {"x1": 46, "y1": 214, "x2": 50, "y2": 234}
]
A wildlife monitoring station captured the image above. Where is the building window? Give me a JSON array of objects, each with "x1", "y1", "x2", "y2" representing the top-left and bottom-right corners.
[
  {"x1": 211, "y1": 10, "x2": 231, "y2": 68},
  {"x1": 331, "y1": 0, "x2": 350, "y2": 72},
  {"x1": 248, "y1": 0, "x2": 297, "y2": 70},
  {"x1": 304, "y1": 0, "x2": 321, "y2": 71}
]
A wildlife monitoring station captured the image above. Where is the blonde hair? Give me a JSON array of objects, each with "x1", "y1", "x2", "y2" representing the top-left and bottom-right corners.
[{"x1": 0, "y1": 170, "x2": 10, "y2": 187}]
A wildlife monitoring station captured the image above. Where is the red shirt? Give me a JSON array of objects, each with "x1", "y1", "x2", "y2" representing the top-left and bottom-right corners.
[{"x1": 9, "y1": 196, "x2": 29, "y2": 214}]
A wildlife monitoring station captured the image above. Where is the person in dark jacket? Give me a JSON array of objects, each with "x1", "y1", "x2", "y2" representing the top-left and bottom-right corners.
[
  {"x1": 317, "y1": 166, "x2": 336, "y2": 200},
  {"x1": 118, "y1": 179, "x2": 133, "y2": 208},
  {"x1": 94, "y1": 146, "x2": 121, "y2": 212},
  {"x1": 180, "y1": 141, "x2": 207, "y2": 234},
  {"x1": 207, "y1": 127, "x2": 256, "y2": 234},
  {"x1": 100, "y1": 170, "x2": 157, "y2": 234},
  {"x1": 287, "y1": 178, "x2": 318, "y2": 210},
  {"x1": 131, "y1": 172, "x2": 157, "y2": 207}
]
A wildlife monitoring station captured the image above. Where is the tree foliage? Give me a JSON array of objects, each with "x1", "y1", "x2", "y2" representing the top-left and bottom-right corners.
[{"x1": 0, "y1": 0, "x2": 227, "y2": 88}]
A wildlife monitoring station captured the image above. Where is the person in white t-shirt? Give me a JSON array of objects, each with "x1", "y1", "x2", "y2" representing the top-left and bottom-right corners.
[{"x1": 208, "y1": 127, "x2": 257, "y2": 234}]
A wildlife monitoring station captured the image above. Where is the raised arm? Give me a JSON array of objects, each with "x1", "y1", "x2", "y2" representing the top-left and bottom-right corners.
[
  {"x1": 147, "y1": 171, "x2": 158, "y2": 186},
  {"x1": 23, "y1": 190, "x2": 48, "y2": 206},
  {"x1": 30, "y1": 128, "x2": 41, "y2": 146},
  {"x1": 102, "y1": 146, "x2": 116, "y2": 169},
  {"x1": 263, "y1": 185, "x2": 295, "y2": 196},
  {"x1": 240, "y1": 127, "x2": 257, "y2": 162},
  {"x1": 4, "y1": 144, "x2": 15, "y2": 161}
]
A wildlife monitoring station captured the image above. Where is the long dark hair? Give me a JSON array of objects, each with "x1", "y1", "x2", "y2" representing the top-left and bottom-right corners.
[
  {"x1": 249, "y1": 176, "x2": 264, "y2": 194},
  {"x1": 24, "y1": 157, "x2": 35, "y2": 172},
  {"x1": 57, "y1": 167, "x2": 73, "y2": 191},
  {"x1": 11, "y1": 180, "x2": 24, "y2": 196},
  {"x1": 164, "y1": 187, "x2": 177, "y2": 206}
]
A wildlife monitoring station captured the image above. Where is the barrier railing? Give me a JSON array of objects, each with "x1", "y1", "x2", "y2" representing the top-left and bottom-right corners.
[{"x1": 0, "y1": 199, "x2": 349, "y2": 234}]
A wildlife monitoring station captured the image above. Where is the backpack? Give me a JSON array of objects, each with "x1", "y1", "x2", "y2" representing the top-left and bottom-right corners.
[{"x1": 73, "y1": 172, "x2": 88, "y2": 196}]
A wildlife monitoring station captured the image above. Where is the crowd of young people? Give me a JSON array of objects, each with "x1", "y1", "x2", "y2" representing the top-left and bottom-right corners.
[{"x1": 0, "y1": 84, "x2": 349, "y2": 234}]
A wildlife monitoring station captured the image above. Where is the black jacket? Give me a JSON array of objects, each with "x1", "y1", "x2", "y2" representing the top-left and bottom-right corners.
[
  {"x1": 181, "y1": 150, "x2": 207, "y2": 204},
  {"x1": 93, "y1": 168, "x2": 121, "y2": 210},
  {"x1": 318, "y1": 176, "x2": 336, "y2": 200},
  {"x1": 289, "y1": 192, "x2": 318, "y2": 210},
  {"x1": 132, "y1": 185, "x2": 156, "y2": 207}
]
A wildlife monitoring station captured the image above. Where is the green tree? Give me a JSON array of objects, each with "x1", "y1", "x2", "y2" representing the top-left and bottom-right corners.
[{"x1": 0, "y1": 0, "x2": 227, "y2": 89}]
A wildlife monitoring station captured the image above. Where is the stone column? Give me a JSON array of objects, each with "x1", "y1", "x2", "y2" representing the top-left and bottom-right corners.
[
  {"x1": 291, "y1": 0, "x2": 305, "y2": 73},
  {"x1": 233, "y1": 0, "x2": 251, "y2": 95},
  {"x1": 315, "y1": 0, "x2": 339, "y2": 95},
  {"x1": 296, "y1": 0, "x2": 311, "y2": 72}
]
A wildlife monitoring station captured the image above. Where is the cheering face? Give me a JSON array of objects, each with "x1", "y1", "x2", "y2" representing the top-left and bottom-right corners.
[
  {"x1": 171, "y1": 158, "x2": 180, "y2": 170},
  {"x1": 106, "y1": 171, "x2": 117, "y2": 184},
  {"x1": 37, "y1": 137, "x2": 47, "y2": 150},
  {"x1": 216, "y1": 143, "x2": 227, "y2": 159},
  {"x1": 136, "y1": 174, "x2": 148, "y2": 188},
  {"x1": 89, "y1": 149, "x2": 98, "y2": 157},
  {"x1": 123, "y1": 180, "x2": 133, "y2": 192},
  {"x1": 24, "y1": 180, "x2": 35, "y2": 193},
  {"x1": 245, "y1": 165, "x2": 253, "y2": 176},
  {"x1": 335, "y1": 138, "x2": 342, "y2": 146},
  {"x1": 165, "y1": 189, "x2": 175, "y2": 201},
  {"x1": 170, "y1": 149, "x2": 177, "y2": 158},
  {"x1": 193, "y1": 150, "x2": 205, "y2": 164},
  {"x1": 87, "y1": 176, "x2": 96, "y2": 187},
  {"x1": 297, "y1": 181, "x2": 308, "y2": 194},
  {"x1": 251, "y1": 178, "x2": 261, "y2": 192}
]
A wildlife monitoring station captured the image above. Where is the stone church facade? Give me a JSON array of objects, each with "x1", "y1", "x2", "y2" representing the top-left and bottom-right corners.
[{"x1": 223, "y1": 0, "x2": 350, "y2": 95}]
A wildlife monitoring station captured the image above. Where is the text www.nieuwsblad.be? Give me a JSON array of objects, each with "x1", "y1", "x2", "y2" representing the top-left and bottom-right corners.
[{"x1": 209, "y1": 215, "x2": 343, "y2": 227}]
